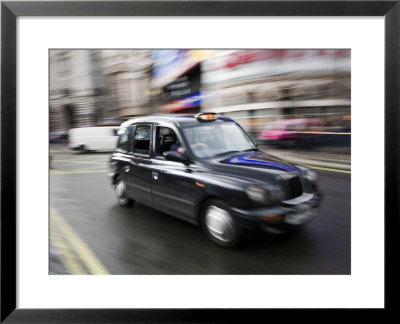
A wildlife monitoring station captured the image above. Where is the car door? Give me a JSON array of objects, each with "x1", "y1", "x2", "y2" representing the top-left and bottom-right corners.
[
  {"x1": 150, "y1": 125, "x2": 198, "y2": 222},
  {"x1": 126, "y1": 124, "x2": 153, "y2": 206}
]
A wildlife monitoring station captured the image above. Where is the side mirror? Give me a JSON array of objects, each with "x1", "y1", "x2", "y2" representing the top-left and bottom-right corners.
[{"x1": 163, "y1": 151, "x2": 189, "y2": 163}]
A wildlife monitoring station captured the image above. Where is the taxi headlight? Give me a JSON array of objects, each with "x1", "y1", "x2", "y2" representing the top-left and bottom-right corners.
[
  {"x1": 246, "y1": 185, "x2": 270, "y2": 203},
  {"x1": 304, "y1": 169, "x2": 318, "y2": 184}
]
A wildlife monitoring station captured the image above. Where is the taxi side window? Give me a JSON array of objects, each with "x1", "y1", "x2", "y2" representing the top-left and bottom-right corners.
[
  {"x1": 156, "y1": 127, "x2": 180, "y2": 156},
  {"x1": 117, "y1": 127, "x2": 130, "y2": 152},
  {"x1": 133, "y1": 125, "x2": 151, "y2": 155}
]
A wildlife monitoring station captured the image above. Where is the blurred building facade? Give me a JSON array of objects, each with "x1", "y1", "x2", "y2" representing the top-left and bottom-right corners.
[
  {"x1": 49, "y1": 50, "x2": 153, "y2": 133},
  {"x1": 200, "y1": 50, "x2": 351, "y2": 135},
  {"x1": 50, "y1": 49, "x2": 350, "y2": 137}
]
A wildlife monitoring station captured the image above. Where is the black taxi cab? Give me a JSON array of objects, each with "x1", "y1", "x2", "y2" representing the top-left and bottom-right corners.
[{"x1": 108, "y1": 113, "x2": 322, "y2": 247}]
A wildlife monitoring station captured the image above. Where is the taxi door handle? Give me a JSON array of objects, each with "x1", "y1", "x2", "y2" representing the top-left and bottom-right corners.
[
  {"x1": 153, "y1": 172, "x2": 159, "y2": 180},
  {"x1": 124, "y1": 165, "x2": 130, "y2": 173}
]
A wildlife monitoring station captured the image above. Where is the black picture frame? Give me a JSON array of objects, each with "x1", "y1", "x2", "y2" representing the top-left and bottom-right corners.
[{"x1": 1, "y1": 0, "x2": 398, "y2": 322}]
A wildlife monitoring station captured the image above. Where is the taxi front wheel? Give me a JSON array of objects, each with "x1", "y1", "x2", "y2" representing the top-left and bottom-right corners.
[
  {"x1": 201, "y1": 199, "x2": 241, "y2": 248},
  {"x1": 114, "y1": 176, "x2": 134, "y2": 207}
]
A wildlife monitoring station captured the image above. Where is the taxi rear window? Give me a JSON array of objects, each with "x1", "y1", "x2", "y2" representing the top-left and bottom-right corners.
[{"x1": 133, "y1": 125, "x2": 151, "y2": 155}]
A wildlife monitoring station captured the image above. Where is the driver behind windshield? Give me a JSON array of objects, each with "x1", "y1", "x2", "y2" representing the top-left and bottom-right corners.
[
  {"x1": 170, "y1": 141, "x2": 184, "y2": 153},
  {"x1": 190, "y1": 127, "x2": 210, "y2": 153},
  {"x1": 182, "y1": 122, "x2": 256, "y2": 158}
]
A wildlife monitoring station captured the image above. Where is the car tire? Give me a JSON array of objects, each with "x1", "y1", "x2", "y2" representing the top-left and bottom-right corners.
[
  {"x1": 201, "y1": 199, "x2": 241, "y2": 248},
  {"x1": 79, "y1": 145, "x2": 88, "y2": 154},
  {"x1": 114, "y1": 175, "x2": 134, "y2": 207}
]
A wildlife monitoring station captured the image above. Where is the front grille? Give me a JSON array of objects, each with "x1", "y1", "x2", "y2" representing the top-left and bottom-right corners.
[{"x1": 278, "y1": 174, "x2": 303, "y2": 199}]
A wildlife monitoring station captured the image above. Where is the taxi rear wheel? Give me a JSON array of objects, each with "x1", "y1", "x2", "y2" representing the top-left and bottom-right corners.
[
  {"x1": 201, "y1": 199, "x2": 241, "y2": 248},
  {"x1": 114, "y1": 176, "x2": 134, "y2": 207}
]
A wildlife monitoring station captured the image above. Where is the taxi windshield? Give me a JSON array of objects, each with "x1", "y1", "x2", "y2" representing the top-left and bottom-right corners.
[{"x1": 182, "y1": 122, "x2": 257, "y2": 158}]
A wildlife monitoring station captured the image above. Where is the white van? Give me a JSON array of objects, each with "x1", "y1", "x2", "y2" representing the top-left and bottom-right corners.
[{"x1": 68, "y1": 126, "x2": 119, "y2": 153}]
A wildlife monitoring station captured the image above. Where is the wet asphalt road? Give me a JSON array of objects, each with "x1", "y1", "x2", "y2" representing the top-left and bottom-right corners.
[{"x1": 49, "y1": 146, "x2": 350, "y2": 275}]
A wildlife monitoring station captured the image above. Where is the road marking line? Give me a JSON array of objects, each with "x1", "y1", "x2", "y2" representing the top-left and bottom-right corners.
[
  {"x1": 52, "y1": 162, "x2": 80, "y2": 169},
  {"x1": 52, "y1": 159, "x2": 108, "y2": 165},
  {"x1": 50, "y1": 170, "x2": 107, "y2": 175},
  {"x1": 50, "y1": 151, "x2": 74, "y2": 155},
  {"x1": 50, "y1": 221, "x2": 87, "y2": 274},
  {"x1": 50, "y1": 170, "x2": 67, "y2": 174},
  {"x1": 300, "y1": 164, "x2": 351, "y2": 174},
  {"x1": 52, "y1": 164, "x2": 107, "y2": 173},
  {"x1": 51, "y1": 154, "x2": 110, "y2": 158},
  {"x1": 50, "y1": 206, "x2": 110, "y2": 274},
  {"x1": 270, "y1": 153, "x2": 351, "y2": 174},
  {"x1": 77, "y1": 165, "x2": 107, "y2": 172}
]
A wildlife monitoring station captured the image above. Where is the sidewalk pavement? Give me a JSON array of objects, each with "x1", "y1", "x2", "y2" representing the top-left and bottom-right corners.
[{"x1": 258, "y1": 145, "x2": 351, "y2": 172}]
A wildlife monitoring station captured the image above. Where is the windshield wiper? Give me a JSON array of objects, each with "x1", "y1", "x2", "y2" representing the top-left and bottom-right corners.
[{"x1": 243, "y1": 148, "x2": 259, "y2": 152}]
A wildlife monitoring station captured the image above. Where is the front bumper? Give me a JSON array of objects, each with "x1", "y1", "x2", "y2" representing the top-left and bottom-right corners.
[{"x1": 231, "y1": 192, "x2": 322, "y2": 236}]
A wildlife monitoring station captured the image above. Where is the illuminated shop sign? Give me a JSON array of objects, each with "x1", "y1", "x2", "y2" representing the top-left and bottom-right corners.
[
  {"x1": 202, "y1": 49, "x2": 351, "y2": 85},
  {"x1": 161, "y1": 64, "x2": 201, "y2": 103},
  {"x1": 161, "y1": 92, "x2": 202, "y2": 112},
  {"x1": 152, "y1": 50, "x2": 187, "y2": 77},
  {"x1": 151, "y1": 50, "x2": 199, "y2": 89}
]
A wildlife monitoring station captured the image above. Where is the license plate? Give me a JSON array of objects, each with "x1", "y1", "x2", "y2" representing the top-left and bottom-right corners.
[{"x1": 285, "y1": 208, "x2": 317, "y2": 225}]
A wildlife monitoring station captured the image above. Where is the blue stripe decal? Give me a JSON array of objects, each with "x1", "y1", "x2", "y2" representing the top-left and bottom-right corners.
[
  {"x1": 217, "y1": 116, "x2": 236, "y2": 124},
  {"x1": 226, "y1": 153, "x2": 296, "y2": 171}
]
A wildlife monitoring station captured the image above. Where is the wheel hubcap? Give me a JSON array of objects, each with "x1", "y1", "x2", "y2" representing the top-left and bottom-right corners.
[{"x1": 205, "y1": 206, "x2": 236, "y2": 242}]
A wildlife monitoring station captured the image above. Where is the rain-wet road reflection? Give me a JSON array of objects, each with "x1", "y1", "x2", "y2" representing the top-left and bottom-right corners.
[{"x1": 50, "y1": 151, "x2": 350, "y2": 275}]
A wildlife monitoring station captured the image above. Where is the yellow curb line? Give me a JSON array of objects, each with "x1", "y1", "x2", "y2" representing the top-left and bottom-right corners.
[
  {"x1": 50, "y1": 221, "x2": 87, "y2": 275},
  {"x1": 300, "y1": 164, "x2": 351, "y2": 174},
  {"x1": 50, "y1": 206, "x2": 110, "y2": 275},
  {"x1": 269, "y1": 153, "x2": 351, "y2": 174}
]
